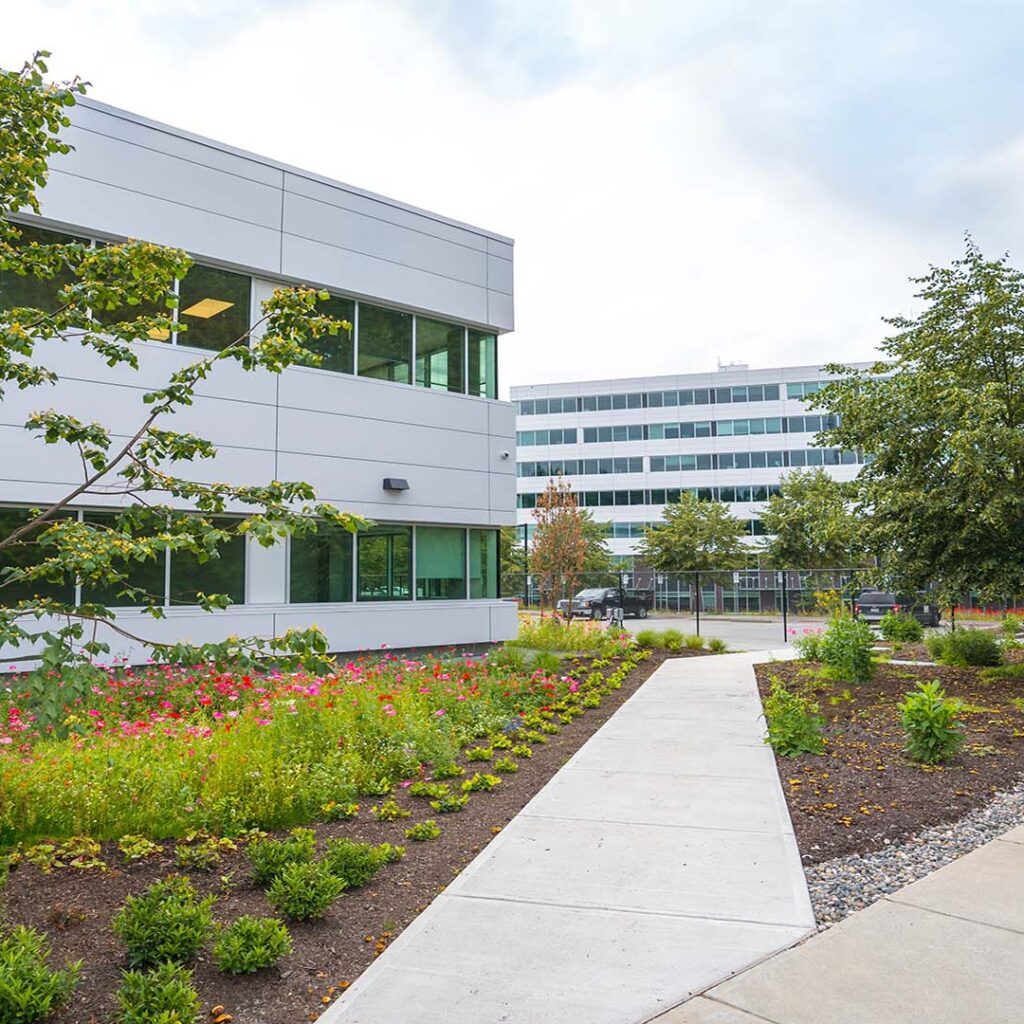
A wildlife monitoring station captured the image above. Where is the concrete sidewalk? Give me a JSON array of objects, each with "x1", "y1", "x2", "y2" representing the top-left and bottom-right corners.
[
  {"x1": 656, "y1": 825, "x2": 1024, "y2": 1024},
  {"x1": 323, "y1": 650, "x2": 814, "y2": 1024}
]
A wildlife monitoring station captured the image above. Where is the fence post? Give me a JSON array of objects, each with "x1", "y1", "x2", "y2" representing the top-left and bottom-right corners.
[
  {"x1": 695, "y1": 570, "x2": 701, "y2": 636},
  {"x1": 781, "y1": 570, "x2": 789, "y2": 643},
  {"x1": 521, "y1": 524, "x2": 529, "y2": 609}
]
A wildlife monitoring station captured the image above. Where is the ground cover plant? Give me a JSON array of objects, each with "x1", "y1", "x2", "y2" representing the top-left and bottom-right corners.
[
  {"x1": 0, "y1": 637, "x2": 679, "y2": 1022},
  {"x1": 925, "y1": 627, "x2": 1002, "y2": 667},
  {"x1": 756, "y1": 658, "x2": 1024, "y2": 862}
]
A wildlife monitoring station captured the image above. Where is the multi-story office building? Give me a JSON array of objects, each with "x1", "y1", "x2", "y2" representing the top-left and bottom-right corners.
[
  {"x1": 0, "y1": 98, "x2": 516, "y2": 661},
  {"x1": 511, "y1": 362, "x2": 872, "y2": 569}
]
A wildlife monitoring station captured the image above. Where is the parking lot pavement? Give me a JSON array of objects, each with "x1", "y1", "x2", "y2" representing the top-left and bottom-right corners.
[{"x1": 620, "y1": 615, "x2": 826, "y2": 652}]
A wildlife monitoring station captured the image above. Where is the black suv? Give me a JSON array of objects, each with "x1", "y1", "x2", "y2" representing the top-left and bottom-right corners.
[
  {"x1": 556, "y1": 587, "x2": 653, "y2": 620},
  {"x1": 853, "y1": 590, "x2": 941, "y2": 628}
]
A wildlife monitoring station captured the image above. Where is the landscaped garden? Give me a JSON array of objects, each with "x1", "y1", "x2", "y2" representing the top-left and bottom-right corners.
[
  {"x1": 0, "y1": 619, "x2": 728, "y2": 1023},
  {"x1": 759, "y1": 611, "x2": 1024, "y2": 924}
]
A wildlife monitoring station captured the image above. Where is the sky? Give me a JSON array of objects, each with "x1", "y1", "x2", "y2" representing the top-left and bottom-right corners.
[{"x1": 5, "y1": 0, "x2": 1024, "y2": 393}]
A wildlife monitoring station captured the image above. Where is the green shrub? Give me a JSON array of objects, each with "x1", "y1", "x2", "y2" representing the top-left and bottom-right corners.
[
  {"x1": 763, "y1": 679, "x2": 826, "y2": 756},
  {"x1": 980, "y1": 662, "x2": 1024, "y2": 681},
  {"x1": 430, "y1": 793, "x2": 470, "y2": 813},
  {"x1": 634, "y1": 629, "x2": 660, "y2": 649},
  {"x1": 407, "y1": 781, "x2": 449, "y2": 799},
  {"x1": 465, "y1": 746, "x2": 493, "y2": 762},
  {"x1": 493, "y1": 757, "x2": 519, "y2": 773},
  {"x1": 707, "y1": 637, "x2": 727, "y2": 653},
  {"x1": 1002, "y1": 613, "x2": 1022, "y2": 638},
  {"x1": 683, "y1": 633, "x2": 704, "y2": 650},
  {"x1": 880, "y1": 611, "x2": 924, "y2": 643},
  {"x1": 405, "y1": 820, "x2": 441, "y2": 841},
  {"x1": 212, "y1": 916, "x2": 292, "y2": 975},
  {"x1": 247, "y1": 828, "x2": 316, "y2": 886},
  {"x1": 111, "y1": 877, "x2": 215, "y2": 967},
  {"x1": 114, "y1": 962, "x2": 201, "y2": 1024},
  {"x1": 266, "y1": 862, "x2": 346, "y2": 921},
  {"x1": 818, "y1": 615, "x2": 874, "y2": 682},
  {"x1": 489, "y1": 645, "x2": 527, "y2": 672},
  {"x1": 370, "y1": 798, "x2": 410, "y2": 821},
  {"x1": 531, "y1": 651, "x2": 563, "y2": 674},
  {"x1": 322, "y1": 839, "x2": 392, "y2": 888},
  {"x1": 0, "y1": 926, "x2": 80, "y2": 1023},
  {"x1": 792, "y1": 630, "x2": 823, "y2": 660},
  {"x1": 900, "y1": 680, "x2": 965, "y2": 764},
  {"x1": 461, "y1": 773, "x2": 501, "y2": 793},
  {"x1": 431, "y1": 762, "x2": 465, "y2": 779},
  {"x1": 928, "y1": 628, "x2": 1001, "y2": 667},
  {"x1": 660, "y1": 629, "x2": 684, "y2": 652}
]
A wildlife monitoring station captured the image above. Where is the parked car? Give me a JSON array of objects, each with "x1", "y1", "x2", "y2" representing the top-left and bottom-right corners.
[
  {"x1": 556, "y1": 587, "x2": 654, "y2": 620},
  {"x1": 853, "y1": 590, "x2": 941, "y2": 628}
]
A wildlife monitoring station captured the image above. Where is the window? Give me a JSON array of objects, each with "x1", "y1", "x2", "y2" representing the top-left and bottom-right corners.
[
  {"x1": 416, "y1": 526, "x2": 466, "y2": 599},
  {"x1": 81, "y1": 510, "x2": 168, "y2": 606},
  {"x1": 469, "y1": 528, "x2": 498, "y2": 598},
  {"x1": 0, "y1": 506, "x2": 75, "y2": 606},
  {"x1": 357, "y1": 525, "x2": 412, "y2": 600},
  {"x1": 290, "y1": 522, "x2": 353, "y2": 603},
  {"x1": 297, "y1": 293, "x2": 354, "y2": 374},
  {"x1": 0, "y1": 224, "x2": 82, "y2": 317},
  {"x1": 359, "y1": 304, "x2": 412, "y2": 383},
  {"x1": 415, "y1": 317, "x2": 464, "y2": 392},
  {"x1": 177, "y1": 264, "x2": 251, "y2": 352},
  {"x1": 169, "y1": 518, "x2": 245, "y2": 605},
  {"x1": 468, "y1": 329, "x2": 497, "y2": 398},
  {"x1": 764, "y1": 384, "x2": 780, "y2": 400}
]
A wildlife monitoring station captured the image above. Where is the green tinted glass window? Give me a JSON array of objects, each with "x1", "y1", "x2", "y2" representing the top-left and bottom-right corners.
[
  {"x1": 358, "y1": 304, "x2": 412, "y2": 383},
  {"x1": 469, "y1": 529, "x2": 498, "y2": 599},
  {"x1": 177, "y1": 264, "x2": 251, "y2": 352},
  {"x1": 357, "y1": 525, "x2": 412, "y2": 601},
  {"x1": 416, "y1": 526, "x2": 466, "y2": 599},
  {"x1": 290, "y1": 522, "x2": 353, "y2": 603},
  {"x1": 297, "y1": 293, "x2": 354, "y2": 374},
  {"x1": 415, "y1": 317, "x2": 465, "y2": 392},
  {"x1": 80, "y1": 510, "x2": 168, "y2": 606},
  {"x1": 0, "y1": 506, "x2": 75, "y2": 606},
  {"x1": 467, "y1": 329, "x2": 497, "y2": 399},
  {"x1": 0, "y1": 224, "x2": 82, "y2": 316},
  {"x1": 169, "y1": 518, "x2": 245, "y2": 605}
]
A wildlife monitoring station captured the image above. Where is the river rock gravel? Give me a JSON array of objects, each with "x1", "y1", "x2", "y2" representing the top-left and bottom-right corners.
[{"x1": 805, "y1": 781, "x2": 1024, "y2": 928}]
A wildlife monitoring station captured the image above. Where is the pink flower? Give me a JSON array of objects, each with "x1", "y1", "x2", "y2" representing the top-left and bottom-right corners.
[
  {"x1": 0, "y1": 737, "x2": 11, "y2": 745},
  {"x1": 434, "y1": 709, "x2": 446, "y2": 717},
  {"x1": 256, "y1": 718, "x2": 272, "y2": 726}
]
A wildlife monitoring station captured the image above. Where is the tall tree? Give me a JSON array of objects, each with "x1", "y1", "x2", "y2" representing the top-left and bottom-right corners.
[
  {"x1": 529, "y1": 478, "x2": 587, "y2": 610},
  {"x1": 760, "y1": 469, "x2": 866, "y2": 568},
  {"x1": 580, "y1": 511, "x2": 615, "y2": 575},
  {"x1": 0, "y1": 53, "x2": 362, "y2": 674},
  {"x1": 814, "y1": 236, "x2": 1024, "y2": 599},
  {"x1": 638, "y1": 493, "x2": 749, "y2": 572}
]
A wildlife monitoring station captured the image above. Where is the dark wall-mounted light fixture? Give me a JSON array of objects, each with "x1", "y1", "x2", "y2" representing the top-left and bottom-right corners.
[{"x1": 383, "y1": 477, "x2": 409, "y2": 491}]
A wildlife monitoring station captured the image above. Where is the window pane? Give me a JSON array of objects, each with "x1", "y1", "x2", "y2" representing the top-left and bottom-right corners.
[
  {"x1": 177, "y1": 264, "x2": 251, "y2": 352},
  {"x1": 357, "y1": 525, "x2": 412, "y2": 601},
  {"x1": 467, "y1": 329, "x2": 497, "y2": 398},
  {"x1": 297, "y1": 293, "x2": 354, "y2": 374},
  {"x1": 290, "y1": 522, "x2": 353, "y2": 603},
  {"x1": 416, "y1": 526, "x2": 466, "y2": 599},
  {"x1": 0, "y1": 224, "x2": 83, "y2": 316},
  {"x1": 359, "y1": 304, "x2": 412, "y2": 383},
  {"x1": 169, "y1": 518, "x2": 245, "y2": 605},
  {"x1": 81, "y1": 510, "x2": 167, "y2": 606},
  {"x1": 0, "y1": 506, "x2": 75, "y2": 605},
  {"x1": 415, "y1": 317, "x2": 464, "y2": 392},
  {"x1": 469, "y1": 528, "x2": 497, "y2": 598},
  {"x1": 787, "y1": 383, "x2": 804, "y2": 399}
]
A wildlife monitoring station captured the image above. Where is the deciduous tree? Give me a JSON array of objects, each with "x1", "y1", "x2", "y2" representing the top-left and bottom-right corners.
[
  {"x1": 638, "y1": 493, "x2": 749, "y2": 572},
  {"x1": 529, "y1": 479, "x2": 587, "y2": 611}
]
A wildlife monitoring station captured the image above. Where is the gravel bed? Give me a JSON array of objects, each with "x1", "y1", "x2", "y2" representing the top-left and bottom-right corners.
[{"x1": 805, "y1": 781, "x2": 1024, "y2": 929}]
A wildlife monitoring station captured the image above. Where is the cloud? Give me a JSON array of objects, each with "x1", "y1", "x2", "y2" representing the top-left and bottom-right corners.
[{"x1": 3, "y1": 0, "x2": 1024, "y2": 392}]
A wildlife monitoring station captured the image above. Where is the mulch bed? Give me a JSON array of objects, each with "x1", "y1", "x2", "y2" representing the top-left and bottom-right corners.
[
  {"x1": 1, "y1": 649, "x2": 684, "y2": 1024},
  {"x1": 755, "y1": 660, "x2": 1024, "y2": 865}
]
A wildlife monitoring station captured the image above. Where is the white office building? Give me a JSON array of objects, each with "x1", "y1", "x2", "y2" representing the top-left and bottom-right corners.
[
  {"x1": 0, "y1": 98, "x2": 517, "y2": 661},
  {"x1": 512, "y1": 362, "x2": 872, "y2": 566}
]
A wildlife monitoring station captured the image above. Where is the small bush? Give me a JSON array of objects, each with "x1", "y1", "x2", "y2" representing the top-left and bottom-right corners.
[
  {"x1": 405, "y1": 820, "x2": 442, "y2": 841},
  {"x1": 430, "y1": 793, "x2": 470, "y2": 813},
  {"x1": 493, "y1": 757, "x2": 519, "y2": 773},
  {"x1": 431, "y1": 762, "x2": 465, "y2": 779},
  {"x1": 266, "y1": 862, "x2": 346, "y2": 921},
  {"x1": 763, "y1": 679, "x2": 826, "y2": 756},
  {"x1": 111, "y1": 877, "x2": 215, "y2": 967},
  {"x1": 661, "y1": 629, "x2": 684, "y2": 652},
  {"x1": 531, "y1": 651, "x2": 563, "y2": 674},
  {"x1": 879, "y1": 611, "x2": 923, "y2": 643},
  {"x1": 117, "y1": 835, "x2": 161, "y2": 863},
  {"x1": 490, "y1": 645, "x2": 527, "y2": 672},
  {"x1": 465, "y1": 746, "x2": 493, "y2": 762},
  {"x1": 818, "y1": 615, "x2": 874, "y2": 682},
  {"x1": 792, "y1": 630, "x2": 823, "y2": 661},
  {"x1": 683, "y1": 633, "x2": 704, "y2": 650},
  {"x1": 981, "y1": 662, "x2": 1024, "y2": 681},
  {"x1": 634, "y1": 629, "x2": 660, "y2": 649},
  {"x1": 900, "y1": 680, "x2": 965, "y2": 764},
  {"x1": 707, "y1": 637, "x2": 727, "y2": 653},
  {"x1": 371, "y1": 798, "x2": 411, "y2": 821},
  {"x1": 212, "y1": 916, "x2": 292, "y2": 975},
  {"x1": 0, "y1": 926, "x2": 80, "y2": 1023},
  {"x1": 247, "y1": 828, "x2": 316, "y2": 886},
  {"x1": 322, "y1": 839, "x2": 391, "y2": 888},
  {"x1": 319, "y1": 801, "x2": 359, "y2": 822},
  {"x1": 929, "y1": 628, "x2": 1002, "y2": 667},
  {"x1": 461, "y1": 773, "x2": 501, "y2": 793},
  {"x1": 114, "y1": 962, "x2": 201, "y2": 1024},
  {"x1": 1002, "y1": 613, "x2": 1022, "y2": 638},
  {"x1": 408, "y1": 781, "x2": 449, "y2": 799}
]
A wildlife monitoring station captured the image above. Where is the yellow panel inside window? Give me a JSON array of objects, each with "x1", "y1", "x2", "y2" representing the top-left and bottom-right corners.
[
  {"x1": 181, "y1": 297, "x2": 234, "y2": 319},
  {"x1": 147, "y1": 327, "x2": 171, "y2": 341}
]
